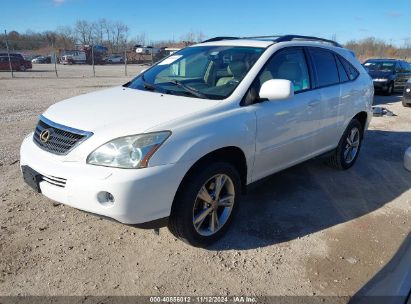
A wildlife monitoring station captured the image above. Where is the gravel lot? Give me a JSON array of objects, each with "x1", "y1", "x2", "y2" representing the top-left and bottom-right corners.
[{"x1": 0, "y1": 65, "x2": 410, "y2": 298}]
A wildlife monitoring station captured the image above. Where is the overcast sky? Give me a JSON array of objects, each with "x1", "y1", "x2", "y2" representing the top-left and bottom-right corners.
[{"x1": 2, "y1": 0, "x2": 410, "y2": 45}]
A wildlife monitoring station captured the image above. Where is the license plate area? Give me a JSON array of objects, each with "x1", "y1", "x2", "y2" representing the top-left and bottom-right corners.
[{"x1": 22, "y1": 165, "x2": 42, "y2": 193}]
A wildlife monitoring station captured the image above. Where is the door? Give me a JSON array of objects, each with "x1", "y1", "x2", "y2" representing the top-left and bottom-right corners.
[
  {"x1": 307, "y1": 47, "x2": 343, "y2": 152},
  {"x1": 251, "y1": 47, "x2": 322, "y2": 181},
  {"x1": 395, "y1": 61, "x2": 411, "y2": 91}
]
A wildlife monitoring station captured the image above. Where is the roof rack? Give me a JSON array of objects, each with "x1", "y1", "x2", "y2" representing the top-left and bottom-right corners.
[
  {"x1": 275, "y1": 35, "x2": 342, "y2": 47},
  {"x1": 202, "y1": 36, "x2": 240, "y2": 43},
  {"x1": 202, "y1": 34, "x2": 342, "y2": 48}
]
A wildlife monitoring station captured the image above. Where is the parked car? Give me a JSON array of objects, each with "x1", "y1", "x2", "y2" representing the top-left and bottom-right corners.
[
  {"x1": 20, "y1": 35, "x2": 373, "y2": 247},
  {"x1": 350, "y1": 234, "x2": 411, "y2": 303},
  {"x1": 32, "y1": 56, "x2": 51, "y2": 64},
  {"x1": 403, "y1": 78, "x2": 411, "y2": 107},
  {"x1": 0, "y1": 52, "x2": 25, "y2": 60},
  {"x1": 136, "y1": 45, "x2": 161, "y2": 55},
  {"x1": 60, "y1": 55, "x2": 75, "y2": 65},
  {"x1": 363, "y1": 58, "x2": 411, "y2": 95},
  {"x1": 60, "y1": 51, "x2": 86, "y2": 64},
  {"x1": 0, "y1": 55, "x2": 32, "y2": 71},
  {"x1": 105, "y1": 55, "x2": 124, "y2": 64}
]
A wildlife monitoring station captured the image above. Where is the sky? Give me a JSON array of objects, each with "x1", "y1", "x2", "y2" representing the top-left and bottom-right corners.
[{"x1": 2, "y1": 0, "x2": 411, "y2": 46}]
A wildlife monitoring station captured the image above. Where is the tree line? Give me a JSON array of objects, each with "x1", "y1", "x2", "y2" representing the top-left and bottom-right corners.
[
  {"x1": 346, "y1": 37, "x2": 411, "y2": 61},
  {"x1": 1, "y1": 20, "x2": 410, "y2": 61},
  {"x1": 0, "y1": 19, "x2": 206, "y2": 54}
]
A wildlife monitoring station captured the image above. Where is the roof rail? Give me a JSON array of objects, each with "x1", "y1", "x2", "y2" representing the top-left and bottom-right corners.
[
  {"x1": 201, "y1": 35, "x2": 342, "y2": 48},
  {"x1": 202, "y1": 36, "x2": 239, "y2": 43},
  {"x1": 274, "y1": 35, "x2": 342, "y2": 47}
]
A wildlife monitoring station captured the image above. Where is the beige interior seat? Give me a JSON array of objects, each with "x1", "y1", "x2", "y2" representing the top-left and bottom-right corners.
[{"x1": 216, "y1": 61, "x2": 247, "y2": 86}]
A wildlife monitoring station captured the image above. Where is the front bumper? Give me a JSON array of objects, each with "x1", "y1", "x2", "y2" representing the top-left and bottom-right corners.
[
  {"x1": 373, "y1": 80, "x2": 390, "y2": 90},
  {"x1": 20, "y1": 133, "x2": 190, "y2": 225}
]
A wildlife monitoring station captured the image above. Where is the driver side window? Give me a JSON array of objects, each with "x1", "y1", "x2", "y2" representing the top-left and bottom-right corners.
[{"x1": 259, "y1": 48, "x2": 311, "y2": 93}]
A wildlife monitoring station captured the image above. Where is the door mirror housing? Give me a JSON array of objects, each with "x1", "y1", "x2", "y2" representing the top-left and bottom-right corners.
[{"x1": 259, "y1": 79, "x2": 294, "y2": 101}]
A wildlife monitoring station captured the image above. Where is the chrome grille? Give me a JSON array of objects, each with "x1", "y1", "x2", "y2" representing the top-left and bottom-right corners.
[{"x1": 33, "y1": 115, "x2": 93, "y2": 155}]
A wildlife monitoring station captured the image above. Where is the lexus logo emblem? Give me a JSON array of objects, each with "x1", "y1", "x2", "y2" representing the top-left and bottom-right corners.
[{"x1": 39, "y1": 129, "x2": 52, "y2": 143}]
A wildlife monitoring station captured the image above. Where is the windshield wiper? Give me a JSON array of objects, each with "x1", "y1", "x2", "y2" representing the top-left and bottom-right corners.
[
  {"x1": 170, "y1": 80, "x2": 209, "y2": 99},
  {"x1": 141, "y1": 74, "x2": 156, "y2": 91}
]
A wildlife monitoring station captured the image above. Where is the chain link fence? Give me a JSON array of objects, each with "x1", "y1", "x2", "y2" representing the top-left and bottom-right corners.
[{"x1": 0, "y1": 31, "x2": 174, "y2": 79}]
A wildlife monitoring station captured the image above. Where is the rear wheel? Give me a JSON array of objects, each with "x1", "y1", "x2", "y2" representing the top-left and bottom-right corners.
[
  {"x1": 168, "y1": 162, "x2": 241, "y2": 247},
  {"x1": 19, "y1": 65, "x2": 26, "y2": 71},
  {"x1": 327, "y1": 119, "x2": 363, "y2": 170}
]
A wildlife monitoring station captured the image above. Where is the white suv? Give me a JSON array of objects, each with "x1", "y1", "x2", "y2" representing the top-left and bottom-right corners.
[{"x1": 20, "y1": 35, "x2": 373, "y2": 247}]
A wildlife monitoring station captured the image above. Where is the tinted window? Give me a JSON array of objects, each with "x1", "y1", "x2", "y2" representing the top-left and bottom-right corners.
[
  {"x1": 340, "y1": 56, "x2": 359, "y2": 80},
  {"x1": 309, "y1": 48, "x2": 339, "y2": 87},
  {"x1": 363, "y1": 60, "x2": 395, "y2": 72},
  {"x1": 335, "y1": 56, "x2": 349, "y2": 82},
  {"x1": 400, "y1": 61, "x2": 411, "y2": 73},
  {"x1": 258, "y1": 48, "x2": 310, "y2": 93}
]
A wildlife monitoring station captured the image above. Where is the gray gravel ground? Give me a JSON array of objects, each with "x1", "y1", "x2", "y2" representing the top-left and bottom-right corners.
[{"x1": 0, "y1": 65, "x2": 410, "y2": 297}]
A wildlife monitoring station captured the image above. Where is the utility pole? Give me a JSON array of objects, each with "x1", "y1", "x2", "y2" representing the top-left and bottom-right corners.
[
  {"x1": 91, "y1": 43, "x2": 95, "y2": 77},
  {"x1": 52, "y1": 41, "x2": 58, "y2": 78},
  {"x1": 124, "y1": 47, "x2": 128, "y2": 76},
  {"x1": 4, "y1": 30, "x2": 14, "y2": 78}
]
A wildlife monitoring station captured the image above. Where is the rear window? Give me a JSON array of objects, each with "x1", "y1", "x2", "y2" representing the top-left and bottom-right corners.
[
  {"x1": 309, "y1": 48, "x2": 339, "y2": 87},
  {"x1": 335, "y1": 56, "x2": 349, "y2": 83},
  {"x1": 339, "y1": 56, "x2": 359, "y2": 80}
]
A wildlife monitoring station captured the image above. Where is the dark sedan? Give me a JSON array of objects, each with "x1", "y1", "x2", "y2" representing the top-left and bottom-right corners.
[
  {"x1": 32, "y1": 56, "x2": 51, "y2": 64},
  {"x1": 363, "y1": 59, "x2": 411, "y2": 95}
]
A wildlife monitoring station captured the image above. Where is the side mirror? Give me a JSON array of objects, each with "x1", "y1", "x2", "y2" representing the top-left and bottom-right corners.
[{"x1": 259, "y1": 79, "x2": 294, "y2": 101}]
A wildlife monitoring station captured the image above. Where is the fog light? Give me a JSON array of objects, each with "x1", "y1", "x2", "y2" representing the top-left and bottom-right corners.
[{"x1": 97, "y1": 191, "x2": 115, "y2": 206}]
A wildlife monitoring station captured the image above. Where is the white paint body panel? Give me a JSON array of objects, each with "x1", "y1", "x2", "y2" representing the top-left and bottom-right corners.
[{"x1": 20, "y1": 40, "x2": 373, "y2": 224}]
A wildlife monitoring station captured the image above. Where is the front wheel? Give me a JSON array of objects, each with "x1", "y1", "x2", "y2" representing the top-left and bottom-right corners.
[
  {"x1": 168, "y1": 162, "x2": 241, "y2": 247},
  {"x1": 327, "y1": 119, "x2": 363, "y2": 170}
]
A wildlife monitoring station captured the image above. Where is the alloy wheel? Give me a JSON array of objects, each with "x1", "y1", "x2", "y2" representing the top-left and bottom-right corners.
[
  {"x1": 192, "y1": 174, "x2": 235, "y2": 236},
  {"x1": 344, "y1": 127, "x2": 360, "y2": 164}
]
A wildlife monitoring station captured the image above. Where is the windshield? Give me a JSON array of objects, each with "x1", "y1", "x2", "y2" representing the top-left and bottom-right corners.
[
  {"x1": 363, "y1": 61, "x2": 395, "y2": 72},
  {"x1": 126, "y1": 45, "x2": 265, "y2": 100}
]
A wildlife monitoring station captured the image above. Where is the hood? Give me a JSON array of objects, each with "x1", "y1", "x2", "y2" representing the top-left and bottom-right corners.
[
  {"x1": 43, "y1": 86, "x2": 221, "y2": 134},
  {"x1": 367, "y1": 70, "x2": 393, "y2": 79}
]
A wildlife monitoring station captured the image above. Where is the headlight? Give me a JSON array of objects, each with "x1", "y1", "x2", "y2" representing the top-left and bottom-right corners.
[
  {"x1": 87, "y1": 131, "x2": 171, "y2": 169},
  {"x1": 373, "y1": 78, "x2": 388, "y2": 82}
]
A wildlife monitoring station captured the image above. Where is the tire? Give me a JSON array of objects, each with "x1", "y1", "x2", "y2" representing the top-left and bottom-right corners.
[
  {"x1": 403, "y1": 100, "x2": 411, "y2": 107},
  {"x1": 327, "y1": 119, "x2": 363, "y2": 170},
  {"x1": 19, "y1": 65, "x2": 26, "y2": 72},
  {"x1": 168, "y1": 161, "x2": 241, "y2": 247}
]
